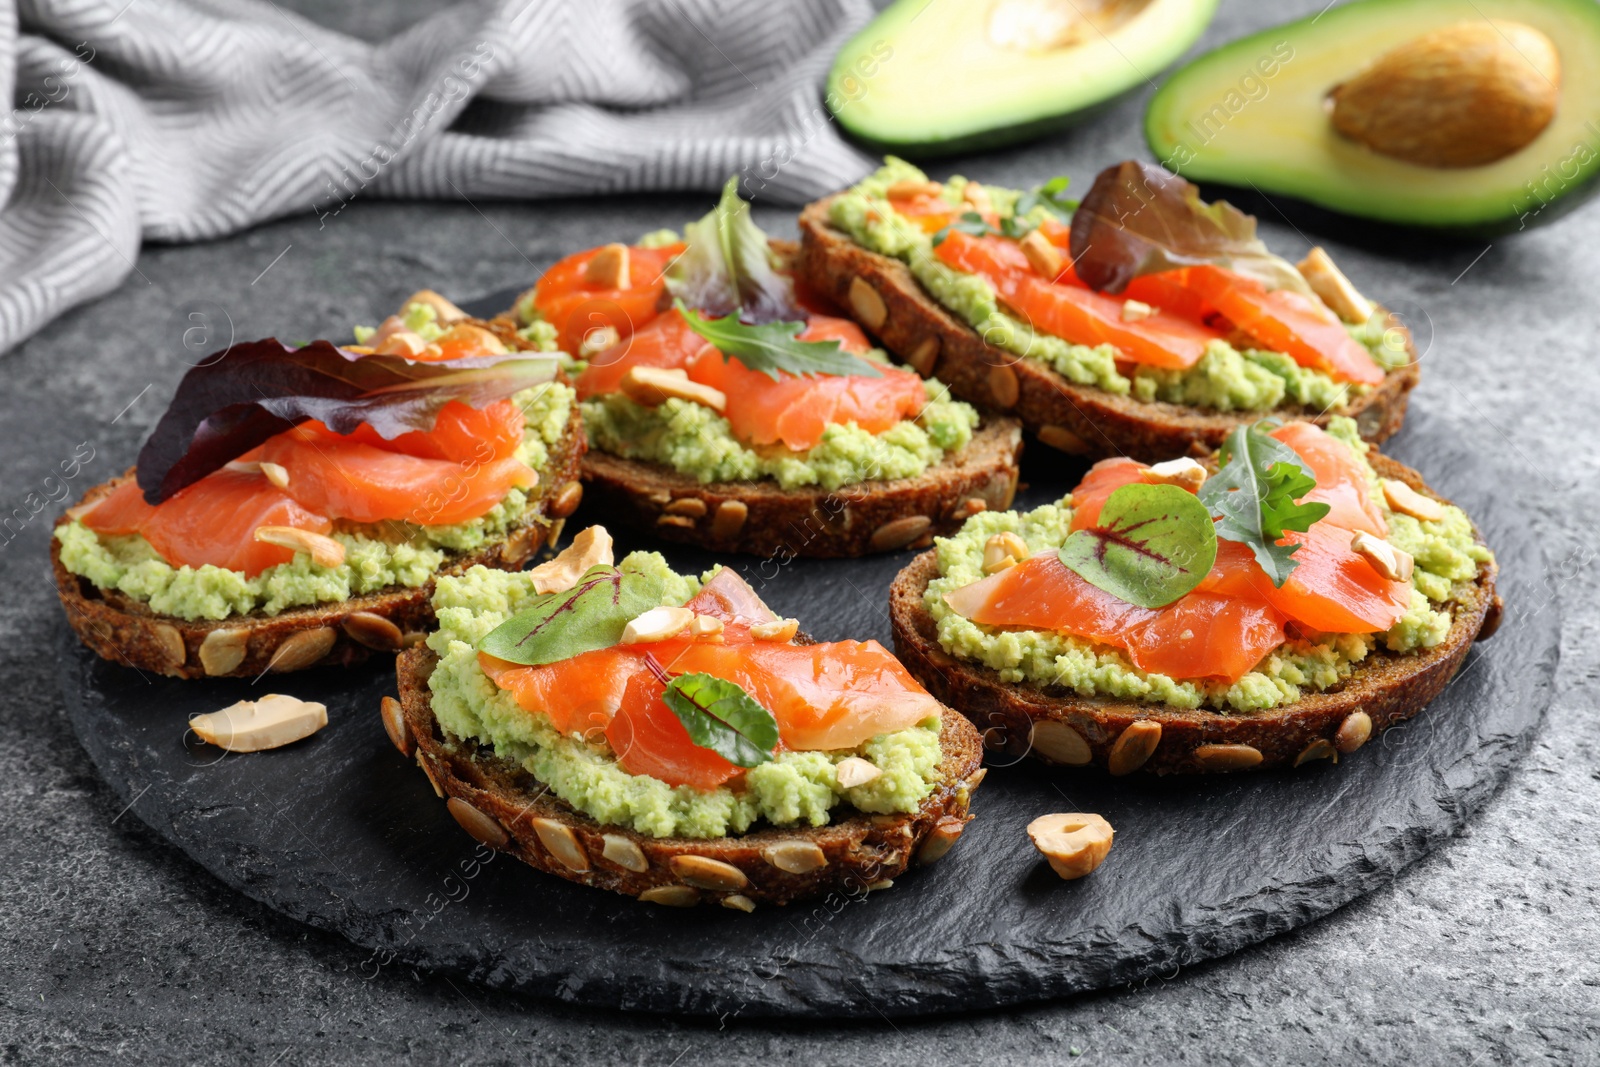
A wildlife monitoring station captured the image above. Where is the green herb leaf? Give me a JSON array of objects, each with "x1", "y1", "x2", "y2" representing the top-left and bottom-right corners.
[
  {"x1": 676, "y1": 302, "x2": 884, "y2": 380},
  {"x1": 1058, "y1": 483, "x2": 1217, "y2": 608},
  {"x1": 1014, "y1": 175, "x2": 1077, "y2": 220},
  {"x1": 660, "y1": 671, "x2": 780, "y2": 768},
  {"x1": 664, "y1": 176, "x2": 798, "y2": 324},
  {"x1": 478, "y1": 565, "x2": 670, "y2": 666},
  {"x1": 1198, "y1": 423, "x2": 1332, "y2": 587},
  {"x1": 931, "y1": 210, "x2": 997, "y2": 247}
]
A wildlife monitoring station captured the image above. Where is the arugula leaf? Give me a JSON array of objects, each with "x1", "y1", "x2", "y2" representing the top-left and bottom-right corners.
[
  {"x1": 478, "y1": 565, "x2": 670, "y2": 666},
  {"x1": 1198, "y1": 423, "x2": 1332, "y2": 587},
  {"x1": 931, "y1": 211, "x2": 997, "y2": 247},
  {"x1": 136, "y1": 339, "x2": 558, "y2": 504},
  {"x1": 1014, "y1": 175, "x2": 1077, "y2": 219},
  {"x1": 659, "y1": 671, "x2": 780, "y2": 768},
  {"x1": 932, "y1": 178, "x2": 1077, "y2": 246},
  {"x1": 1059, "y1": 483, "x2": 1217, "y2": 609},
  {"x1": 664, "y1": 176, "x2": 798, "y2": 324},
  {"x1": 1068, "y1": 160, "x2": 1316, "y2": 297},
  {"x1": 677, "y1": 303, "x2": 883, "y2": 380}
]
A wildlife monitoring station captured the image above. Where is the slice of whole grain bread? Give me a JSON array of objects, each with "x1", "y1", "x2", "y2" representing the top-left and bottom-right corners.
[
  {"x1": 51, "y1": 400, "x2": 587, "y2": 679},
  {"x1": 887, "y1": 451, "x2": 1501, "y2": 776},
  {"x1": 797, "y1": 196, "x2": 1420, "y2": 462},
  {"x1": 388, "y1": 646, "x2": 986, "y2": 907}
]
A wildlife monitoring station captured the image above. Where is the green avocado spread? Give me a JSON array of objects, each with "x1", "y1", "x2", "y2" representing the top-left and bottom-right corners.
[
  {"x1": 54, "y1": 382, "x2": 576, "y2": 622},
  {"x1": 426, "y1": 558, "x2": 944, "y2": 839},
  {"x1": 927, "y1": 417, "x2": 1492, "y2": 713},
  {"x1": 831, "y1": 160, "x2": 1410, "y2": 415}
]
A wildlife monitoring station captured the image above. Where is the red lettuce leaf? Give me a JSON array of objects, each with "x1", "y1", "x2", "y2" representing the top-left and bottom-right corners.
[
  {"x1": 1068, "y1": 161, "x2": 1313, "y2": 297},
  {"x1": 135, "y1": 338, "x2": 558, "y2": 503}
]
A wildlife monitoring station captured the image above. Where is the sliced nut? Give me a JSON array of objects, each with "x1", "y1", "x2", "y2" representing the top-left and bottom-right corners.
[
  {"x1": 1381, "y1": 478, "x2": 1446, "y2": 523},
  {"x1": 500, "y1": 524, "x2": 539, "y2": 566},
  {"x1": 961, "y1": 181, "x2": 992, "y2": 213},
  {"x1": 1108, "y1": 720, "x2": 1162, "y2": 777},
  {"x1": 670, "y1": 855, "x2": 748, "y2": 892},
  {"x1": 1194, "y1": 743, "x2": 1264, "y2": 772},
  {"x1": 268, "y1": 627, "x2": 337, "y2": 673},
  {"x1": 1335, "y1": 710, "x2": 1373, "y2": 754},
  {"x1": 443, "y1": 323, "x2": 509, "y2": 356},
  {"x1": 906, "y1": 336, "x2": 939, "y2": 376},
  {"x1": 987, "y1": 362, "x2": 1019, "y2": 409},
  {"x1": 960, "y1": 497, "x2": 988, "y2": 518},
  {"x1": 834, "y1": 756, "x2": 882, "y2": 789},
  {"x1": 532, "y1": 818, "x2": 591, "y2": 872},
  {"x1": 1295, "y1": 738, "x2": 1338, "y2": 766},
  {"x1": 664, "y1": 497, "x2": 708, "y2": 518},
  {"x1": 1296, "y1": 247, "x2": 1375, "y2": 324},
  {"x1": 601, "y1": 833, "x2": 649, "y2": 873},
  {"x1": 446, "y1": 797, "x2": 509, "y2": 849},
  {"x1": 1351, "y1": 530, "x2": 1415, "y2": 582},
  {"x1": 762, "y1": 841, "x2": 828, "y2": 874},
  {"x1": 255, "y1": 526, "x2": 345, "y2": 569},
  {"x1": 870, "y1": 515, "x2": 932, "y2": 552},
  {"x1": 721, "y1": 894, "x2": 756, "y2": 913},
  {"x1": 374, "y1": 330, "x2": 431, "y2": 358},
  {"x1": 917, "y1": 815, "x2": 968, "y2": 865},
  {"x1": 711, "y1": 500, "x2": 749, "y2": 539},
  {"x1": 549, "y1": 479, "x2": 583, "y2": 519},
  {"x1": 619, "y1": 365, "x2": 727, "y2": 412},
  {"x1": 1477, "y1": 594, "x2": 1504, "y2": 642},
  {"x1": 1018, "y1": 228, "x2": 1063, "y2": 279},
  {"x1": 416, "y1": 750, "x2": 444, "y2": 797},
  {"x1": 848, "y1": 276, "x2": 888, "y2": 331},
  {"x1": 1120, "y1": 298, "x2": 1156, "y2": 323},
  {"x1": 198, "y1": 628, "x2": 248, "y2": 676},
  {"x1": 380, "y1": 695, "x2": 413, "y2": 758},
  {"x1": 750, "y1": 617, "x2": 799, "y2": 643},
  {"x1": 578, "y1": 324, "x2": 621, "y2": 358},
  {"x1": 403, "y1": 289, "x2": 468, "y2": 324},
  {"x1": 152, "y1": 623, "x2": 186, "y2": 671},
  {"x1": 583, "y1": 243, "x2": 631, "y2": 289},
  {"x1": 344, "y1": 611, "x2": 403, "y2": 651},
  {"x1": 657, "y1": 514, "x2": 696, "y2": 530},
  {"x1": 1028, "y1": 813, "x2": 1114, "y2": 880},
  {"x1": 982, "y1": 531, "x2": 1029, "y2": 575},
  {"x1": 885, "y1": 179, "x2": 944, "y2": 199},
  {"x1": 1142, "y1": 457, "x2": 1207, "y2": 493},
  {"x1": 646, "y1": 489, "x2": 673, "y2": 505},
  {"x1": 620, "y1": 606, "x2": 694, "y2": 644},
  {"x1": 1030, "y1": 719, "x2": 1092, "y2": 766},
  {"x1": 401, "y1": 630, "x2": 427, "y2": 648},
  {"x1": 259, "y1": 461, "x2": 290, "y2": 489},
  {"x1": 528, "y1": 525, "x2": 614, "y2": 594},
  {"x1": 190, "y1": 694, "x2": 328, "y2": 753},
  {"x1": 868, "y1": 879, "x2": 895, "y2": 892},
  {"x1": 689, "y1": 614, "x2": 725, "y2": 640},
  {"x1": 639, "y1": 885, "x2": 701, "y2": 907},
  {"x1": 1037, "y1": 424, "x2": 1090, "y2": 454}
]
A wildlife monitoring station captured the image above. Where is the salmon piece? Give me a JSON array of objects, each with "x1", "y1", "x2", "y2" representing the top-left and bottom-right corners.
[
  {"x1": 336, "y1": 399, "x2": 524, "y2": 465},
  {"x1": 1260, "y1": 523, "x2": 1410, "y2": 634},
  {"x1": 259, "y1": 423, "x2": 535, "y2": 526},
  {"x1": 606, "y1": 671, "x2": 744, "y2": 792},
  {"x1": 888, "y1": 190, "x2": 960, "y2": 234},
  {"x1": 83, "y1": 470, "x2": 334, "y2": 577},
  {"x1": 576, "y1": 310, "x2": 715, "y2": 399},
  {"x1": 934, "y1": 232, "x2": 1221, "y2": 369},
  {"x1": 944, "y1": 553, "x2": 1159, "y2": 647},
  {"x1": 533, "y1": 243, "x2": 682, "y2": 355},
  {"x1": 1122, "y1": 593, "x2": 1286, "y2": 683},
  {"x1": 1068, "y1": 457, "x2": 1150, "y2": 531},
  {"x1": 1269, "y1": 422, "x2": 1386, "y2": 537},
  {"x1": 1122, "y1": 270, "x2": 1216, "y2": 325}
]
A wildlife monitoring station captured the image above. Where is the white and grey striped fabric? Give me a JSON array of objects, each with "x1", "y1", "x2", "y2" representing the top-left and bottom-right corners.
[{"x1": 0, "y1": 0, "x2": 879, "y2": 352}]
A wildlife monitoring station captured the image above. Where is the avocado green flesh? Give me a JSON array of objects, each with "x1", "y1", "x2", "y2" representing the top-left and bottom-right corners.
[
  {"x1": 1145, "y1": 0, "x2": 1600, "y2": 233},
  {"x1": 829, "y1": 0, "x2": 1218, "y2": 156}
]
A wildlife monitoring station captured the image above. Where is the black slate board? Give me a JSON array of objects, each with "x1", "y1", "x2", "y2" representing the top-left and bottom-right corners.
[{"x1": 59, "y1": 376, "x2": 1555, "y2": 1018}]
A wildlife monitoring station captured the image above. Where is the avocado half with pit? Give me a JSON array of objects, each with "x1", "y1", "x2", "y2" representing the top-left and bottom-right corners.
[
  {"x1": 827, "y1": 0, "x2": 1219, "y2": 157},
  {"x1": 1145, "y1": 0, "x2": 1600, "y2": 236}
]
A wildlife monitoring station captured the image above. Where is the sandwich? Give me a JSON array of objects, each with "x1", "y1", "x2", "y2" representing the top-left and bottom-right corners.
[
  {"x1": 495, "y1": 179, "x2": 1025, "y2": 557},
  {"x1": 798, "y1": 158, "x2": 1420, "y2": 461},
  {"x1": 387, "y1": 526, "x2": 984, "y2": 907},
  {"x1": 52, "y1": 301, "x2": 584, "y2": 677},
  {"x1": 888, "y1": 416, "x2": 1500, "y2": 774}
]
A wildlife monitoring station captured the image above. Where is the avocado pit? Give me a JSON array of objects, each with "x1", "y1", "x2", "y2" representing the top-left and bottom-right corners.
[
  {"x1": 987, "y1": 0, "x2": 1153, "y2": 52},
  {"x1": 1328, "y1": 19, "x2": 1560, "y2": 168}
]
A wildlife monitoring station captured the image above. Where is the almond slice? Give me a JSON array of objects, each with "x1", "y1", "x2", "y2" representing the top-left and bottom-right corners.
[
  {"x1": 1018, "y1": 229, "x2": 1063, "y2": 279},
  {"x1": 1296, "y1": 247, "x2": 1374, "y2": 325},
  {"x1": 254, "y1": 526, "x2": 345, "y2": 568},
  {"x1": 190, "y1": 694, "x2": 328, "y2": 753},
  {"x1": 259, "y1": 461, "x2": 290, "y2": 490},
  {"x1": 1142, "y1": 457, "x2": 1207, "y2": 492},
  {"x1": 835, "y1": 756, "x2": 882, "y2": 789},
  {"x1": 620, "y1": 606, "x2": 694, "y2": 644},
  {"x1": 1120, "y1": 299, "x2": 1155, "y2": 323},
  {"x1": 1381, "y1": 478, "x2": 1446, "y2": 523},
  {"x1": 1351, "y1": 530, "x2": 1415, "y2": 582},
  {"x1": 750, "y1": 617, "x2": 799, "y2": 643},
  {"x1": 619, "y1": 365, "x2": 727, "y2": 412},
  {"x1": 583, "y1": 243, "x2": 631, "y2": 290},
  {"x1": 527, "y1": 525, "x2": 614, "y2": 594}
]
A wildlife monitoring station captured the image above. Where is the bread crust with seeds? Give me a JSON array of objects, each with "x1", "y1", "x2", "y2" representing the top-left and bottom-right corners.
[
  {"x1": 797, "y1": 196, "x2": 1420, "y2": 462},
  {"x1": 888, "y1": 452, "x2": 1500, "y2": 775},
  {"x1": 51, "y1": 401, "x2": 587, "y2": 679},
  {"x1": 391, "y1": 646, "x2": 986, "y2": 906},
  {"x1": 581, "y1": 417, "x2": 1025, "y2": 558}
]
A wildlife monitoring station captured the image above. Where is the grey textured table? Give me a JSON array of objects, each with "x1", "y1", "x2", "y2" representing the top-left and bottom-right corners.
[{"x1": 4, "y1": 1, "x2": 1597, "y2": 1062}]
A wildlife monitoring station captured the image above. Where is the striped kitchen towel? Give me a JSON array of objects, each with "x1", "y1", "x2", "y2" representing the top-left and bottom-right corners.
[{"x1": 0, "y1": 0, "x2": 879, "y2": 352}]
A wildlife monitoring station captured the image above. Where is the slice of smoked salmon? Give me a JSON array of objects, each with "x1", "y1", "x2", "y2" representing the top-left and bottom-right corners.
[
  {"x1": 1260, "y1": 522, "x2": 1410, "y2": 634},
  {"x1": 606, "y1": 671, "x2": 744, "y2": 792},
  {"x1": 259, "y1": 423, "x2": 535, "y2": 526},
  {"x1": 576, "y1": 310, "x2": 715, "y2": 399},
  {"x1": 533, "y1": 243, "x2": 682, "y2": 355},
  {"x1": 1122, "y1": 592, "x2": 1285, "y2": 683},
  {"x1": 944, "y1": 553, "x2": 1159, "y2": 647},
  {"x1": 1269, "y1": 421, "x2": 1386, "y2": 537},
  {"x1": 83, "y1": 470, "x2": 334, "y2": 577},
  {"x1": 1068, "y1": 457, "x2": 1150, "y2": 531},
  {"x1": 335, "y1": 399, "x2": 524, "y2": 466}
]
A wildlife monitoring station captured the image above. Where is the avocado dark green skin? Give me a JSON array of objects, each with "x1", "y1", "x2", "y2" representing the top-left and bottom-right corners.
[{"x1": 833, "y1": 90, "x2": 1133, "y2": 161}]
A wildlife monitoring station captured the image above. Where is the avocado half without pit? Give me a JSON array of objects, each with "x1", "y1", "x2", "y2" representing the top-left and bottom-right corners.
[
  {"x1": 1144, "y1": 0, "x2": 1600, "y2": 235},
  {"x1": 827, "y1": 0, "x2": 1219, "y2": 157}
]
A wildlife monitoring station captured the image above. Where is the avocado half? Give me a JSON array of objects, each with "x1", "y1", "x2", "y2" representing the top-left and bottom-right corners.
[
  {"x1": 827, "y1": 0, "x2": 1219, "y2": 157},
  {"x1": 1145, "y1": 0, "x2": 1600, "y2": 236}
]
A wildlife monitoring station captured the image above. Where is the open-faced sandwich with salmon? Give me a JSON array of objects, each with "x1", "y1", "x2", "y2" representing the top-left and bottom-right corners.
[
  {"x1": 799, "y1": 159, "x2": 1419, "y2": 461},
  {"x1": 888, "y1": 417, "x2": 1500, "y2": 774},
  {"x1": 52, "y1": 308, "x2": 584, "y2": 678},
  {"x1": 494, "y1": 179, "x2": 1024, "y2": 557},
  {"x1": 386, "y1": 526, "x2": 984, "y2": 907}
]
